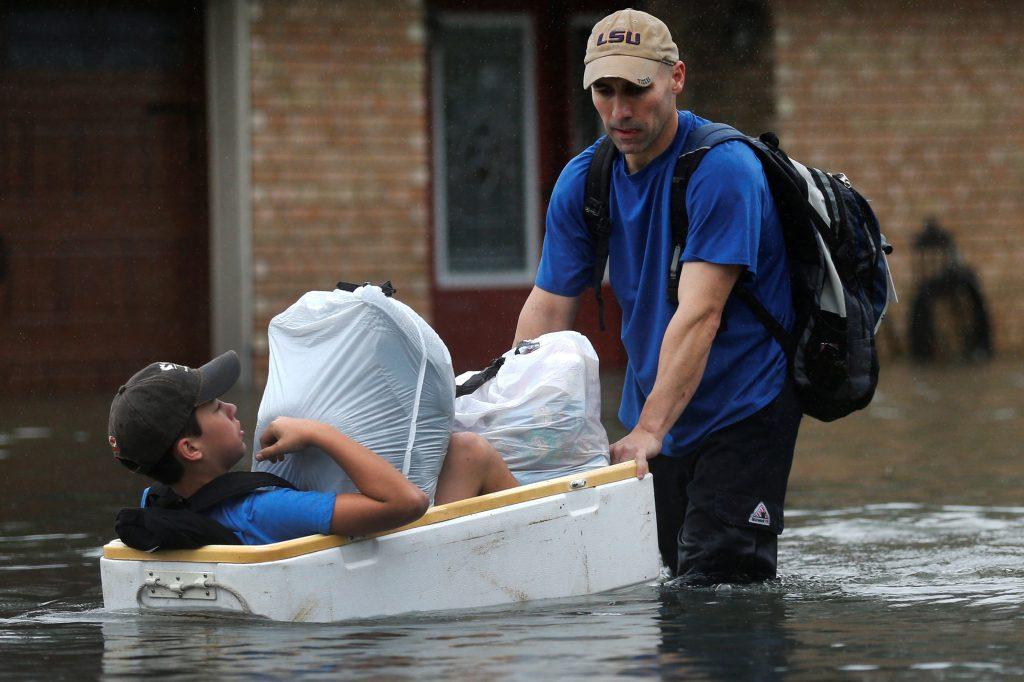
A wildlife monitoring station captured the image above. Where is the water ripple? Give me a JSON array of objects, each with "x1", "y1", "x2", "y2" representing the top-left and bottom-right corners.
[{"x1": 782, "y1": 503, "x2": 1024, "y2": 611}]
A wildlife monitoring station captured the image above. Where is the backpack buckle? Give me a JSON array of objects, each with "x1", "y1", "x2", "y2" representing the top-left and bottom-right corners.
[{"x1": 667, "y1": 244, "x2": 683, "y2": 303}]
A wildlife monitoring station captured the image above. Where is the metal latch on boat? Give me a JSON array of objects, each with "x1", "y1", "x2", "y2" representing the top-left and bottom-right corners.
[{"x1": 143, "y1": 571, "x2": 217, "y2": 600}]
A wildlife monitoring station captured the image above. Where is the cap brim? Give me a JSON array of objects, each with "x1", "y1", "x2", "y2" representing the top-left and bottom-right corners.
[
  {"x1": 196, "y1": 350, "x2": 240, "y2": 404},
  {"x1": 583, "y1": 55, "x2": 660, "y2": 89}
]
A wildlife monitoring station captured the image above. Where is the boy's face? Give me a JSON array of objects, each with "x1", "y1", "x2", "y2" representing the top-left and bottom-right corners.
[{"x1": 192, "y1": 399, "x2": 247, "y2": 472}]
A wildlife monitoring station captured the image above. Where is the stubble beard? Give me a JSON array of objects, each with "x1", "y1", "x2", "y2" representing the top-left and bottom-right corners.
[{"x1": 608, "y1": 115, "x2": 665, "y2": 157}]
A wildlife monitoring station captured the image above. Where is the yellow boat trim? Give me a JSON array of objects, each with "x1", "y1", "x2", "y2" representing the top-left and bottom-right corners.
[{"x1": 102, "y1": 460, "x2": 639, "y2": 564}]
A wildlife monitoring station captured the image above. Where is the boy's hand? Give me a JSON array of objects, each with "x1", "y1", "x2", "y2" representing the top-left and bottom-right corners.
[{"x1": 254, "y1": 417, "x2": 323, "y2": 463}]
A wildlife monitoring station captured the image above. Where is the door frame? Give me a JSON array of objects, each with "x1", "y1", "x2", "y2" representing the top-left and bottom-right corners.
[
  {"x1": 429, "y1": 11, "x2": 541, "y2": 290},
  {"x1": 205, "y1": 0, "x2": 253, "y2": 386}
]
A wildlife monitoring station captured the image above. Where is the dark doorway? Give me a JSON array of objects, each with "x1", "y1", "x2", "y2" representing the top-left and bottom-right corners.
[
  {"x1": 0, "y1": 2, "x2": 209, "y2": 395},
  {"x1": 427, "y1": 1, "x2": 627, "y2": 374}
]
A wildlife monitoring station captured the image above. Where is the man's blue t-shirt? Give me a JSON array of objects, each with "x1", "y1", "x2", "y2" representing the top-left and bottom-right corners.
[
  {"x1": 536, "y1": 110, "x2": 793, "y2": 456},
  {"x1": 142, "y1": 486, "x2": 336, "y2": 545}
]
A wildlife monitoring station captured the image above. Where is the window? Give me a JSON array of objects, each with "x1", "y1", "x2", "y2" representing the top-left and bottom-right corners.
[{"x1": 432, "y1": 14, "x2": 538, "y2": 286}]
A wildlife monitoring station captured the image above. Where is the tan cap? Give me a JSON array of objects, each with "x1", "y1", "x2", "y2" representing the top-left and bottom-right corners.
[{"x1": 583, "y1": 8, "x2": 679, "y2": 89}]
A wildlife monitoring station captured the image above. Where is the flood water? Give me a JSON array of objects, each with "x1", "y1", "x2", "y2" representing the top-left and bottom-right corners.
[{"x1": 1, "y1": 360, "x2": 1022, "y2": 679}]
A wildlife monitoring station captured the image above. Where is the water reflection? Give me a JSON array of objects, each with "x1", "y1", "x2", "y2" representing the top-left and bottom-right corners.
[
  {"x1": 96, "y1": 598, "x2": 664, "y2": 679},
  {"x1": 87, "y1": 581, "x2": 1024, "y2": 678},
  {"x1": 653, "y1": 589, "x2": 793, "y2": 679}
]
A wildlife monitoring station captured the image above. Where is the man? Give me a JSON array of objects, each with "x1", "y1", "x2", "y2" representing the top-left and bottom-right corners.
[
  {"x1": 108, "y1": 351, "x2": 516, "y2": 545},
  {"x1": 514, "y1": 9, "x2": 801, "y2": 584}
]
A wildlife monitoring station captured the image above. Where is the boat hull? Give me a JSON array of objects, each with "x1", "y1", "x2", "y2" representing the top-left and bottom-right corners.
[{"x1": 100, "y1": 472, "x2": 660, "y2": 622}]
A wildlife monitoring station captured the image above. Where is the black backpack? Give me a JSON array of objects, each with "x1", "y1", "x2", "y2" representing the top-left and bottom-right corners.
[
  {"x1": 114, "y1": 471, "x2": 296, "y2": 551},
  {"x1": 583, "y1": 123, "x2": 896, "y2": 422}
]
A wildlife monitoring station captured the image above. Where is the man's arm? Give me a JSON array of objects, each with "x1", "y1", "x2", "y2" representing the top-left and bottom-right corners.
[
  {"x1": 255, "y1": 417, "x2": 429, "y2": 536},
  {"x1": 610, "y1": 261, "x2": 743, "y2": 477},
  {"x1": 513, "y1": 286, "x2": 581, "y2": 344}
]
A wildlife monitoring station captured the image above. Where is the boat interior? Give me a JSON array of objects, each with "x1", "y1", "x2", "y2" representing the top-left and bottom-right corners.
[{"x1": 102, "y1": 461, "x2": 639, "y2": 564}]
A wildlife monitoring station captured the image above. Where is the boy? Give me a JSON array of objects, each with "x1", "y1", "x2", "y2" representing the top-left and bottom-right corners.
[{"x1": 108, "y1": 350, "x2": 517, "y2": 546}]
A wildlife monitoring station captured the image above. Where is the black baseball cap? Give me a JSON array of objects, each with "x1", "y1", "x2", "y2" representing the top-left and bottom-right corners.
[{"x1": 108, "y1": 351, "x2": 240, "y2": 474}]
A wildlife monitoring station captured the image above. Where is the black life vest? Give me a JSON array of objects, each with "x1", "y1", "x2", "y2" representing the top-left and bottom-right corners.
[{"x1": 114, "y1": 472, "x2": 296, "y2": 551}]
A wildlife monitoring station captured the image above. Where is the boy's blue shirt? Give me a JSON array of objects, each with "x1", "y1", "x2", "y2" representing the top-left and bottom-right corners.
[
  {"x1": 536, "y1": 110, "x2": 793, "y2": 455},
  {"x1": 141, "y1": 486, "x2": 335, "y2": 545},
  {"x1": 206, "y1": 488, "x2": 335, "y2": 545}
]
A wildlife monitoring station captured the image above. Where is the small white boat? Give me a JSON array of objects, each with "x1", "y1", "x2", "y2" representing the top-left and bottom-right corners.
[{"x1": 100, "y1": 462, "x2": 661, "y2": 622}]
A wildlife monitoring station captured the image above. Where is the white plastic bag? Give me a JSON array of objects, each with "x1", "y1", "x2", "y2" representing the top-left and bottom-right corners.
[
  {"x1": 454, "y1": 331, "x2": 609, "y2": 485},
  {"x1": 252, "y1": 285, "x2": 454, "y2": 500}
]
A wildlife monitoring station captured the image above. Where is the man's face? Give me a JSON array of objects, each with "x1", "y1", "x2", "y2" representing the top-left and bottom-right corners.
[
  {"x1": 192, "y1": 399, "x2": 246, "y2": 473},
  {"x1": 590, "y1": 64, "x2": 682, "y2": 157}
]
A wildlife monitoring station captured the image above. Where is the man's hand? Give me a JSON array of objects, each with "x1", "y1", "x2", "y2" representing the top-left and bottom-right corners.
[
  {"x1": 254, "y1": 416, "x2": 323, "y2": 463},
  {"x1": 610, "y1": 428, "x2": 663, "y2": 479}
]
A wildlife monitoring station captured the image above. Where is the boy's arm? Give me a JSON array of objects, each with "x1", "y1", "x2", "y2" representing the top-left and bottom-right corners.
[{"x1": 255, "y1": 417, "x2": 429, "y2": 536}]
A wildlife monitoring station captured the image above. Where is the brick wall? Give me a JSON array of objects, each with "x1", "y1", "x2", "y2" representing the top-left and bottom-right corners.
[
  {"x1": 775, "y1": 0, "x2": 1024, "y2": 355},
  {"x1": 249, "y1": 0, "x2": 430, "y2": 382}
]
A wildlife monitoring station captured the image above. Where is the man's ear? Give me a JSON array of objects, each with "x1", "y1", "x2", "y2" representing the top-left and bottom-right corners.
[
  {"x1": 174, "y1": 436, "x2": 203, "y2": 464},
  {"x1": 672, "y1": 61, "x2": 686, "y2": 95}
]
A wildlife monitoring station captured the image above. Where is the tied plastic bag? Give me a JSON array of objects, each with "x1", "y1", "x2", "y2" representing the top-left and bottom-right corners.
[
  {"x1": 252, "y1": 285, "x2": 454, "y2": 500},
  {"x1": 454, "y1": 331, "x2": 609, "y2": 485}
]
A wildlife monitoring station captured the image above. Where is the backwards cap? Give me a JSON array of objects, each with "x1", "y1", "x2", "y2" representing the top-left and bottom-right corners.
[{"x1": 107, "y1": 351, "x2": 240, "y2": 474}]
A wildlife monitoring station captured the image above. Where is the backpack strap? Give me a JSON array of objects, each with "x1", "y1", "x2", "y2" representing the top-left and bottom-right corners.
[
  {"x1": 115, "y1": 506, "x2": 242, "y2": 551},
  {"x1": 455, "y1": 356, "x2": 506, "y2": 398},
  {"x1": 669, "y1": 124, "x2": 799, "y2": 358},
  {"x1": 142, "y1": 482, "x2": 185, "y2": 509},
  {"x1": 146, "y1": 471, "x2": 297, "y2": 513},
  {"x1": 668, "y1": 124, "x2": 748, "y2": 304},
  {"x1": 187, "y1": 472, "x2": 297, "y2": 512},
  {"x1": 582, "y1": 137, "x2": 618, "y2": 331},
  {"x1": 683, "y1": 122, "x2": 747, "y2": 154},
  {"x1": 732, "y1": 285, "x2": 797, "y2": 358},
  {"x1": 336, "y1": 280, "x2": 396, "y2": 297},
  {"x1": 122, "y1": 472, "x2": 294, "y2": 552}
]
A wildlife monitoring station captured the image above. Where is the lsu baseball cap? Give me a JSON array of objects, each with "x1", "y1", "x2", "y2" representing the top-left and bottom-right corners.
[
  {"x1": 107, "y1": 350, "x2": 240, "y2": 474},
  {"x1": 583, "y1": 8, "x2": 679, "y2": 89}
]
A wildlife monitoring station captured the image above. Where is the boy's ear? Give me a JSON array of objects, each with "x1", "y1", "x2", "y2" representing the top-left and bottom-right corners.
[{"x1": 174, "y1": 436, "x2": 203, "y2": 464}]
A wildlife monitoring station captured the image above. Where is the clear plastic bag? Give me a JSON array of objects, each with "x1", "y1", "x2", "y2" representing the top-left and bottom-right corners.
[
  {"x1": 454, "y1": 331, "x2": 609, "y2": 485},
  {"x1": 252, "y1": 285, "x2": 454, "y2": 500}
]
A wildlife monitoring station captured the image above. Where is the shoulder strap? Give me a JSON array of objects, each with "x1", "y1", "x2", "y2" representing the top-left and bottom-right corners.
[
  {"x1": 582, "y1": 137, "x2": 618, "y2": 331},
  {"x1": 179, "y1": 472, "x2": 297, "y2": 513},
  {"x1": 667, "y1": 124, "x2": 750, "y2": 304},
  {"x1": 732, "y1": 285, "x2": 797, "y2": 358},
  {"x1": 455, "y1": 356, "x2": 506, "y2": 398},
  {"x1": 336, "y1": 280, "x2": 396, "y2": 297},
  {"x1": 682, "y1": 123, "x2": 747, "y2": 155},
  {"x1": 187, "y1": 471, "x2": 297, "y2": 512},
  {"x1": 142, "y1": 482, "x2": 184, "y2": 509},
  {"x1": 115, "y1": 506, "x2": 242, "y2": 551},
  {"x1": 455, "y1": 338, "x2": 543, "y2": 397},
  {"x1": 668, "y1": 124, "x2": 800, "y2": 358}
]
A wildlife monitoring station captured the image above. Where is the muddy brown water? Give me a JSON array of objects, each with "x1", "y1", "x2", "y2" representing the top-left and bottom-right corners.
[{"x1": 0, "y1": 360, "x2": 1022, "y2": 679}]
